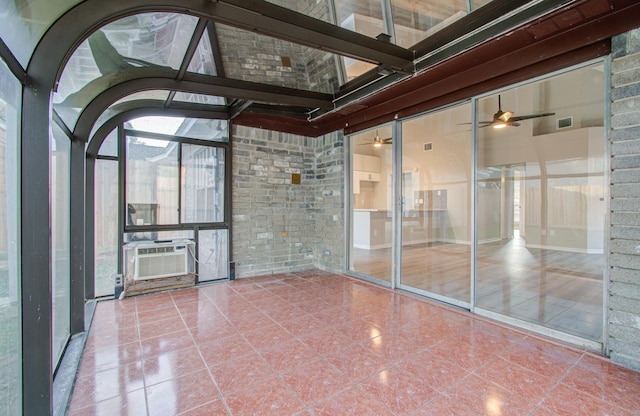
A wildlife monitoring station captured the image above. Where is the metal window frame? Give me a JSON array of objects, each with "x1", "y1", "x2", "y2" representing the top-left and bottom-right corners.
[{"x1": 116, "y1": 122, "x2": 232, "y2": 283}]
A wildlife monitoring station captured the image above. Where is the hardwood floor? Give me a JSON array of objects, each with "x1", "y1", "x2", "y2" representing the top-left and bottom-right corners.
[{"x1": 351, "y1": 236, "x2": 604, "y2": 341}]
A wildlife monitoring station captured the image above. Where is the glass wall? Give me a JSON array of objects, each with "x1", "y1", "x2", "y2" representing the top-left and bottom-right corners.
[
  {"x1": 0, "y1": 61, "x2": 22, "y2": 415},
  {"x1": 350, "y1": 125, "x2": 393, "y2": 283},
  {"x1": 399, "y1": 103, "x2": 472, "y2": 306},
  {"x1": 349, "y1": 62, "x2": 605, "y2": 344},
  {"x1": 475, "y1": 63, "x2": 605, "y2": 341},
  {"x1": 334, "y1": 0, "x2": 379, "y2": 80},
  {"x1": 181, "y1": 144, "x2": 225, "y2": 223},
  {"x1": 198, "y1": 229, "x2": 229, "y2": 282},
  {"x1": 0, "y1": 0, "x2": 84, "y2": 67},
  {"x1": 126, "y1": 136, "x2": 179, "y2": 227},
  {"x1": 92, "y1": 119, "x2": 231, "y2": 291},
  {"x1": 50, "y1": 123, "x2": 71, "y2": 371},
  {"x1": 94, "y1": 158, "x2": 118, "y2": 297},
  {"x1": 391, "y1": 0, "x2": 468, "y2": 48}
]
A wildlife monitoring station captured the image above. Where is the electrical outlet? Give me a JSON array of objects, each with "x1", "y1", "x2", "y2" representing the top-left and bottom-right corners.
[{"x1": 324, "y1": 249, "x2": 331, "y2": 256}]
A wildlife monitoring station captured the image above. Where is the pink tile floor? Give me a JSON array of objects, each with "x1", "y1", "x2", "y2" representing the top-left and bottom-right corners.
[{"x1": 67, "y1": 270, "x2": 640, "y2": 415}]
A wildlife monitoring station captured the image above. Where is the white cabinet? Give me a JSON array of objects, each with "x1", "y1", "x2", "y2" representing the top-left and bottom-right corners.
[{"x1": 358, "y1": 171, "x2": 380, "y2": 182}]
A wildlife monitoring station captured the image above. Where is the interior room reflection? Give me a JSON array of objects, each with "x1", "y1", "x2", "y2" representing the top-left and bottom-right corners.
[{"x1": 350, "y1": 63, "x2": 604, "y2": 342}]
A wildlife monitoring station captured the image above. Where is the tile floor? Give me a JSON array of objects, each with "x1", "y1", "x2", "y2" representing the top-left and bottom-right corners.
[{"x1": 67, "y1": 270, "x2": 640, "y2": 416}]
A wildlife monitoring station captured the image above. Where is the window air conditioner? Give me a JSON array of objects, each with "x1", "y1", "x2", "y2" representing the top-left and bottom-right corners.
[{"x1": 132, "y1": 241, "x2": 191, "y2": 280}]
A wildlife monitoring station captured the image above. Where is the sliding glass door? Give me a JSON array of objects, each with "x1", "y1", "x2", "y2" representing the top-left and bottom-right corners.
[
  {"x1": 475, "y1": 63, "x2": 605, "y2": 343},
  {"x1": 348, "y1": 62, "x2": 606, "y2": 346},
  {"x1": 349, "y1": 125, "x2": 393, "y2": 283},
  {"x1": 398, "y1": 104, "x2": 472, "y2": 307}
]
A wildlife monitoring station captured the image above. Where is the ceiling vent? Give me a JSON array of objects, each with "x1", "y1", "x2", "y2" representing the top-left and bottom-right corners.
[{"x1": 423, "y1": 142, "x2": 433, "y2": 151}]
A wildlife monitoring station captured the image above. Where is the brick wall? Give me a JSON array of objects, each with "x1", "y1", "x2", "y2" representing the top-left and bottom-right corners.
[
  {"x1": 609, "y1": 28, "x2": 640, "y2": 371},
  {"x1": 224, "y1": 0, "x2": 343, "y2": 277},
  {"x1": 231, "y1": 126, "x2": 345, "y2": 277},
  {"x1": 232, "y1": 126, "x2": 315, "y2": 277},
  {"x1": 312, "y1": 131, "x2": 345, "y2": 272},
  {"x1": 218, "y1": 17, "x2": 339, "y2": 94}
]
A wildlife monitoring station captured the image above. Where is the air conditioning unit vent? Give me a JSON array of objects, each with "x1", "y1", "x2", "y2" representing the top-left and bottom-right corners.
[{"x1": 125, "y1": 240, "x2": 194, "y2": 281}]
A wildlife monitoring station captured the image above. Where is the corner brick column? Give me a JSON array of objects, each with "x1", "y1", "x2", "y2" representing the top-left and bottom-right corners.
[{"x1": 609, "y1": 28, "x2": 640, "y2": 371}]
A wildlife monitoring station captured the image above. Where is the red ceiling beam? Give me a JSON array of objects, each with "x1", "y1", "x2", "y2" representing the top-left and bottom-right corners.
[
  {"x1": 235, "y1": 0, "x2": 640, "y2": 137},
  {"x1": 233, "y1": 113, "x2": 320, "y2": 137},
  {"x1": 332, "y1": 0, "x2": 640, "y2": 135},
  {"x1": 345, "y1": 40, "x2": 610, "y2": 134}
]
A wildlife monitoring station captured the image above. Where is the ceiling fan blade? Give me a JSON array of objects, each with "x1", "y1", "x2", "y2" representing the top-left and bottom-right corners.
[
  {"x1": 382, "y1": 137, "x2": 392, "y2": 144},
  {"x1": 509, "y1": 112, "x2": 555, "y2": 122}
]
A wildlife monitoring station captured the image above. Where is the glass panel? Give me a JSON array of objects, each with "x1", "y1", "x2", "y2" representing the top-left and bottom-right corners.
[
  {"x1": 0, "y1": 60, "x2": 22, "y2": 415},
  {"x1": 181, "y1": 145, "x2": 225, "y2": 223},
  {"x1": 98, "y1": 129, "x2": 118, "y2": 157},
  {"x1": 126, "y1": 116, "x2": 185, "y2": 136},
  {"x1": 127, "y1": 116, "x2": 229, "y2": 142},
  {"x1": 350, "y1": 125, "x2": 393, "y2": 282},
  {"x1": 173, "y1": 92, "x2": 225, "y2": 106},
  {"x1": 50, "y1": 122, "x2": 71, "y2": 371},
  {"x1": 216, "y1": 24, "x2": 344, "y2": 94},
  {"x1": 175, "y1": 119, "x2": 229, "y2": 142},
  {"x1": 400, "y1": 103, "x2": 471, "y2": 305},
  {"x1": 53, "y1": 13, "x2": 198, "y2": 129},
  {"x1": 475, "y1": 63, "x2": 605, "y2": 341},
  {"x1": 335, "y1": 0, "x2": 385, "y2": 38},
  {"x1": 264, "y1": 0, "x2": 332, "y2": 22},
  {"x1": 335, "y1": 0, "x2": 383, "y2": 80},
  {"x1": 126, "y1": 136, "x2": 179, "y2": 226},
  {"x1": 0, "y1": 0, "x2": 84, "y2": 67},
  {"x1": 197, "y1": 230, "x2": 229, "y2": 282},
  {"x1": 95, "y1": 159, "x2": 119, "y2": 297},
  {"x1": 90, "y1": 91, "x2": 171, "y2": 139},
  {"x1": 391, "y1": 0, "x2": 468, "y2": 48},
  {"x1": 472, "y1": 0, "x2": 494, "y2": 11},
  {"x1": 187, "y1": 30, "x2": 217, "y2": 76}
]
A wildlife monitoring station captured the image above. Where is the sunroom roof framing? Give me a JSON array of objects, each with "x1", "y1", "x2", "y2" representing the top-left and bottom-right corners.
[
  {"x1": 73, "y1": 73, "x2": 333, "y2": 141},
  {"x1": 47, "y1": 1, "x2": 415, "y2": 95},
  {"x1": 163, "y1": 17, "x2": 211, "y2": 108},
  {"x1": 86, "y1": 104, "x2": 229, "y2": 157},
  {"x1": 54, "y1": 0, "x2": 416, "y2": 137},
  {"x1": 201, "y1": 0, "x2": 414, "y2": 70}
]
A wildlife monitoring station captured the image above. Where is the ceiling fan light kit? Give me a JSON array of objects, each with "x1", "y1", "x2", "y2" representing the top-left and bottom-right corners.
[
  {"x1": 479, "y1": 95, "x2": 555, "y2": 128},
  {"x1": 358, "y1": 130, "x2": 392, "y2": 147}
]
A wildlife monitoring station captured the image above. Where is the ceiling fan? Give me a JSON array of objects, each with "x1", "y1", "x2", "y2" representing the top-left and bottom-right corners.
[
  {"x1": 358, "y1": 130, "x2": 392, "y2": 147},
  {"x1": 477, "y1": 95, "x2": 556, "y2": 128}
]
